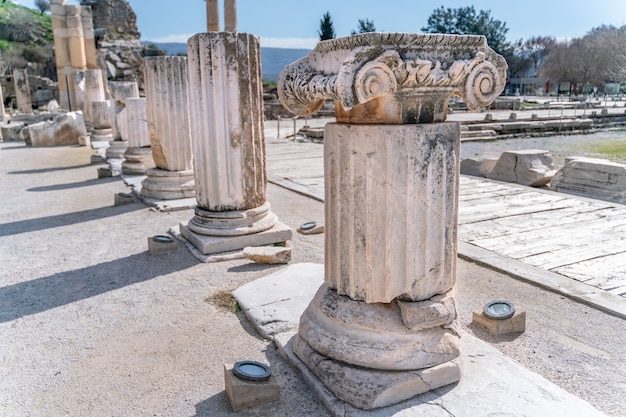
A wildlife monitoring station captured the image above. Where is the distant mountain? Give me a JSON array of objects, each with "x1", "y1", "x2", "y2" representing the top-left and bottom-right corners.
[{"x1": 151, "y1": 42, "x2": 311, "y2": 82}]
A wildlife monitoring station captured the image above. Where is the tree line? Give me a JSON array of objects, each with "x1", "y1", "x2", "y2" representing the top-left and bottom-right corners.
[{"x1": 318, "y1": 6, "x2": 626, "y2": 94}]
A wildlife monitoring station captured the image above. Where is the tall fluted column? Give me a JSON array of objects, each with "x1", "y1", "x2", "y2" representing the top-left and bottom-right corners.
[
  {"x1": 277, "y1": 33, "x2": 508, "y2": 410},
  {"x1": 66, "y1": 6, "x2": 87, "y2": 71},
  {"x1": 50, "y1": 1, "x2": 71, "y2": 110},
  {"x1": 141, "y1": 56, "x2": 195, "y2": 200},
  {"x1": 206, "y1": 0, "x2": 219, "y2": 32},
  {"x1": 180, "y1": 32, "x2": 291, "y2": 255},
  {"x1": 13, "y1": 69, "x2": 32, "y2": 115},
  {"x1": 80, "y1": 5, "x2": 98, "y2": 70},
  {"x1": 84, "y1": 69, "x2": 106, "y2": 127},
  {"x1": 224, "y1": 0, "x2": 237, "y2": 32}
]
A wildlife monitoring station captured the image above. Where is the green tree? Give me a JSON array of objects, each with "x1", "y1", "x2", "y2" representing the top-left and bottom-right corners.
[
  {"x1": 318, "y1": 11, "x2": 335, "y2": 41},
  {"x1": 351, "y1": 19, "x2": 376, "y2": 35},
  {"x1": 421, "y1": 6, "x2": 510, "y2": 56},
  {"x1": 34, "y1": 0, "x2": 50, "y2": 15}
]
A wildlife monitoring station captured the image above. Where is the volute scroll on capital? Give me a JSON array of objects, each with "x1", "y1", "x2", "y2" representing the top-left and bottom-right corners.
[{"x1": 278, "y1": 32, "x2": 508, "y2": 124}]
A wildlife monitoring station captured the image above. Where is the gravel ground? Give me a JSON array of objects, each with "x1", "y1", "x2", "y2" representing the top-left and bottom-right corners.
[{"x1": 0, "y1": 141, "x2": 624, "y2": 417}]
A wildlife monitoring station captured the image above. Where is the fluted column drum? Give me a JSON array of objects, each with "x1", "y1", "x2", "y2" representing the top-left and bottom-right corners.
[
  {"x1": 186, "y1": 32, "x2": 266, "y2": 212},
  {"x1": 84, "y1": 69, "x2": 105, "y2": 123},
  {"x1": 143, "y1": 56, "x2": 193, "y2": 172},
  {"x1": 324, "y1": 123, "x2": 461, "y2": 303},
  {"x1": 123, "y1": 98, "x2": 150, "y2": 148}
]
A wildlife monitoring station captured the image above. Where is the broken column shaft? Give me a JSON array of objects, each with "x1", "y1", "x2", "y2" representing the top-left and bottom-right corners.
[
  {"x1": 180, "y1": 31, "x2": 291, "y2": 255},
  {"x1": 142, "y1": 56, "x2": 195, "y2": 200}
]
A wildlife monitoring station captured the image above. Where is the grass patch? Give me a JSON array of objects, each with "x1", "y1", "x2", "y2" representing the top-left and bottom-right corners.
[
  {"x1": 588, "y1": 141, "x2": 626, "y2": 157},
  {"x1": 205, "y1": 290, "x2": 240, "y2": 314}
]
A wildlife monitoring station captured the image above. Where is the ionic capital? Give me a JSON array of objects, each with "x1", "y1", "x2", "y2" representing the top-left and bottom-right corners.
[{"x1": 278, "y1": 33, "x2": 508, "y2": 123}]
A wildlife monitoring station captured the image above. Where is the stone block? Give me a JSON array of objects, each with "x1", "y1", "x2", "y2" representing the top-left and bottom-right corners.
[
  {"x1": 487, "y1": 149, "x2": 556, "y2": 186},
  {"x1": 147, "y1": 235, "x2": 177, "y2": 255},
  {"x1": 26, "y1": 112, "x2": 87, "y2": 147},
  {"x1": 114, "y1": 192, "x2": 134, "y2": 206},
  {"x1": 472, "y1": 308, "x2": 526, "y2": 336},
  {"x1": 550, "y1": 157, "x2": 626, "y2": 204},
  {"x1": 1, "y1": 123, "x2": 25, "y2": 142},
  {"x1": 460, "y1": 157, "x2": 498, "y2": 177},
  {"x1": 243, "y1": 245, "x2": 291, "y2": 264},
  {"x1": 224, "y1": 363, "x2": 280, "y2": 412},
  {"x1": 180, "y1": 221, "x2": 292, "y2": 256},
  {"x1": 97, "y1": 166, "x2": 121, "y2": 178},
  {"x1": 293, "y1": 335, "x2": 460, "y2": 411},
  {"x1": 397, "y1": 291, "x2": 456, "y2": 331}
]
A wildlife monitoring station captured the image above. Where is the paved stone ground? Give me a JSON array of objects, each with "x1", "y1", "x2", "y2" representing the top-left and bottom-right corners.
[
  {"x1": 0, "y1": 141, "x2": 624, "y2": 416},
  {"x1": 265, "y1": 138, "x2": 626, "y2": 309}
]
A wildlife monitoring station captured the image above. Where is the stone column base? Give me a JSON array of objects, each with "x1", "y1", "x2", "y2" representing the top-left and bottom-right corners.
[
  {"x1": 180, "y1": 202, "x2": 292, "y2": 255},
  {"x1": 141, "y1": 168, "x2": 196, "y2": 200},
  {"x1": 122, "y1": 147, "x2": 155, "y2": 176},
  {"x1": 294, "y1": 284, "x2": 461, "y2": 410},
  {"x1": 106, "y1": 139, "x2": 129, "y2": 160},
  {"x1": 293, "y1": 335, "x2": 460, "y2": 410},
  {"x1": 91, "y1": 128, "x2": 113, "y2": 143}
]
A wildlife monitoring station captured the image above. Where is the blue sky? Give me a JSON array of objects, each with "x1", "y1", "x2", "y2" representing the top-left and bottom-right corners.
[{"x1": 13, "y1": 0, "x2": 626, "y2": 48}]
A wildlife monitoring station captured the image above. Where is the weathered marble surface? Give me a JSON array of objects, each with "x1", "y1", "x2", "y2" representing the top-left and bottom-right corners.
[
  {"x1": 297, "y1": 284, "x2": 460, "y2": 371},
  {"x1": 324, "y1": 123, "x2": 460, "y2": 303},
  {"x1": 187, "y1": 32, "x2": 266, "y2": 212},
  {"x1": 486, "y1": 149, "x2": 556, "y2": 186},
  {"x1": 278, "y1": 33, "x2": 507, "y2": 123},
  {"x1": 25, "y1": 112, "x2": 87, "y2": 147},
  {"x1": 143, "y1": 56, "x2": 193, "y2": 172},
  {"x1": 13, "y1": 70, "x2": 32, "y2": 115},
  {"x1": 550, "y1": 157, "x2": 626, "y2": 204}
]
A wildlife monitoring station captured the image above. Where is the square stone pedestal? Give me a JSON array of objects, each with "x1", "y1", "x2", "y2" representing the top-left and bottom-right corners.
[
  {"x1": 224, "y1": 363, "x2": 280, "y2": 411},
  {"x1": 472, "y1": 308, "x2": 526, "y2": 336},
  {"x1": 179, "y1": 221, "x2": 292, "y2": 255},
  {"x1": 147, "y1": 236, "x2": 178, "y2": 255}
]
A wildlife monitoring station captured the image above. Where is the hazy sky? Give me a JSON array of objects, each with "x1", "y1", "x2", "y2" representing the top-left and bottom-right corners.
[{"x1": 14, "y1": 0, "x2": 626, "y2": 48}]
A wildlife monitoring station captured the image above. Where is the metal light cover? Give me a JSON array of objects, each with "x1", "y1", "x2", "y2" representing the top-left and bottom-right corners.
[
  {"x1": 233, "y1": 361, "x2": 272, "y2": 382},
  {"x1": 483, "y1": 300, "x2": 516, "y2": 320}
]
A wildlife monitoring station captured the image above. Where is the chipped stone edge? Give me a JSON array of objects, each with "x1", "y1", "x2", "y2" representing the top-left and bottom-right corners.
[{"x1": 458, "y1": 241, "x2": 626, "y2": 320}]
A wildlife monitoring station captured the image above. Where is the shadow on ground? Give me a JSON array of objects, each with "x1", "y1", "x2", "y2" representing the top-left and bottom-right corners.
[
  {"x1": 8, "y1": 163, "x2": 93, "y2": 175},
  {"x1": 0, "y1": 203, "x2": 144, "y2": 237},
  {"x1": 0, "y1": 250, "x2": 198, "y2": 323},
  {"x1": 27, "y1": 176, "x2": 118, "y2": 192}
]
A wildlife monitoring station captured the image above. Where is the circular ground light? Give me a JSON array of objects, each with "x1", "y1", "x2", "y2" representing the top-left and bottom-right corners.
[
  {"x1": 483, "y1": 300, "x2": 515, "y2": 320},
  {"x1": 300, "y1": 221, "x2": 317, "y2": 230},
  {"x1": 233, "y1": 361, "x2": 272, "y2": 382},
  {"x1": 152, "y1": 235, "x2": 174, "y2": 244}
]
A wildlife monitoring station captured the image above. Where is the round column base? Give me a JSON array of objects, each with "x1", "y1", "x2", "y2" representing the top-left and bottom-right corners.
[
  {"x1": 187, "y1": 201, "x2": 278, "y2": 237},
  {"x1": 141, "y1": 168, "x2": 196, "y2": 200},
  {"x1": 122, "y1": 147, "x2": 156, "y2": 176},
  {"x1": 297, "y1": 284, "x2": 460, "y2": 371}
]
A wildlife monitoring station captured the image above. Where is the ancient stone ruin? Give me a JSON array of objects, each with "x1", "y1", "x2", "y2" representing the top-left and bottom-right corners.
[
  {"x1": 278, "y1": 32, "x2": 507, "y2": 409},
  {"x1": 179, "y1": 0, "x2": 292, "y2": 255}
]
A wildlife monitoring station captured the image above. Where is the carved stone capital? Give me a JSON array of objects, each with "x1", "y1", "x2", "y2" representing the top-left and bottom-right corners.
[{"x1": 278, "y1": 33, "x2": 507, "y2": 123}]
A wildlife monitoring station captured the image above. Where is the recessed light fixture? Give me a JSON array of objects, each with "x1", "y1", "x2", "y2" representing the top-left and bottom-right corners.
[
  {"x1": 299, "y1": 221, "x2": 317, "y2": 231},
  {"x1": 233, "y1": 361, "x2": 272, "y2": 382},
  {"x1": 483, "y1": 300, "x2": 515, "y2": 320},
  {"x1": 152, "y1": 235, "x2": 174, "y2": 244}
]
